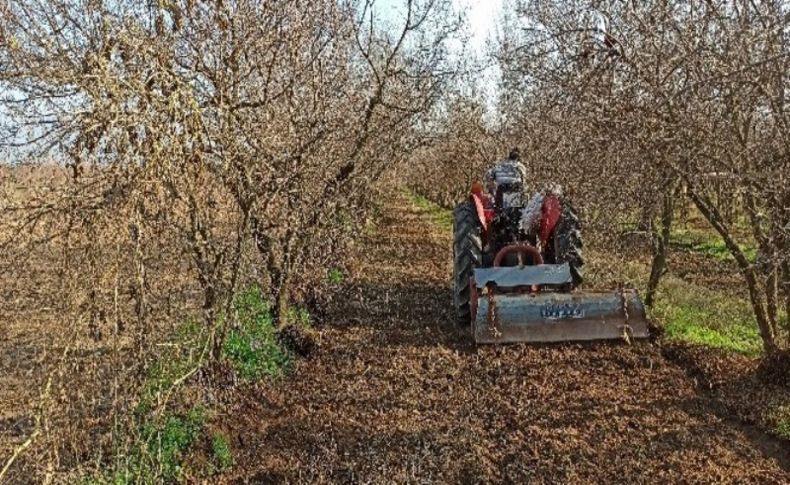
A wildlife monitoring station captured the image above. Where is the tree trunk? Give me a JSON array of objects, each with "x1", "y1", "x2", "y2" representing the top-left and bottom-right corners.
[
  {"x1": 207, "y1": 307, "x2": 222, "y2": 361},
  {"x1": 274, "y1": 272, "x2": 291, "y2": 328},
  {"x1": 677, "y1": 182, "x2": 689, "y2": 226},
  {"x1": 250, "y1": 216, "x2": 286, "y2": 324},
  {"x1": 131, "y1": 208, "x2": 149, "y2": 365},
  {"x1": 266, "y1": 254, "x2": 286, "y2": 325},
  {"x1": 274, "y1": 231, "x2": 298, "y2": 328},
  {"x1": 744, "y1": 266, "x2": 778, "y2": 355},
  {"x1": 645, "y1": 183, "x2": 674, "y2": 308},
  {"x1": 766, "y1": 264, "x2": 779, "y2": 340},
  {"x1": 262, "y1": 233, "x2": 296, "y2": 329},
  {"x1": 637, "y1": 203, "x2": 654, "y2": 233}
]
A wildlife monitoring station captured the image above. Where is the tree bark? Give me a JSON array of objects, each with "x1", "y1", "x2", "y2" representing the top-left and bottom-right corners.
[{"x1": 766, "y1": 264, "x2": 779, "y2": 340}]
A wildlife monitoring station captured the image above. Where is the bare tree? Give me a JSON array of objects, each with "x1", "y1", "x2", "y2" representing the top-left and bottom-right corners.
[{"x1": 0, "y1": 0, "x2": 462, "y2": 479}]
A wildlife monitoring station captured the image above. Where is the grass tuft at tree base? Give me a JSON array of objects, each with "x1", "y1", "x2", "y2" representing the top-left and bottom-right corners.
[
  {"x1": 223, "y1": 286, "x2": 293, "y2": 380},
  {"x1": 601, "y1": 257, "x2": 765, "y2": 357},
  {"x1": 327, "y1": 267, "x2": 344, "y2": 285},
  {"x1": 144, "y1": 407, "x2": 206, "y2": 481},
  {"x1": 136, "y1": 318, "x2": 207, "y2": 416},
  {"x1": 88, "y1": 286, "x2": 308, "y2": 483},
  {"x1": 766, "y1": 404, "x2": 790, "y2": 440},
  {"x1": 85, "y1": 406, "x2": 207, "y2": 484}
]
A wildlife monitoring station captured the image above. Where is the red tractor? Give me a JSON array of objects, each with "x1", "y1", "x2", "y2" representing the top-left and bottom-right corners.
[{"x1": 452, "y1": 182, "x2": 648, "y2": 344}]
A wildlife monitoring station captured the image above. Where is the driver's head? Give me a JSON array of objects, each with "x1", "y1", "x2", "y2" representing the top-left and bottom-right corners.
[{"x1": 508, "y1": 147, "x2": 520, "y2": 160}]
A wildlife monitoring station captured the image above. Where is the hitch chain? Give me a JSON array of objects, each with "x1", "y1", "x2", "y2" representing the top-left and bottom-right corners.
[
  {"x1": 486, "y1": 287, "x2": 502, "y2": 340},
  {"x1": 619, "y1": 285, "x2": 632, "y2": 345}
]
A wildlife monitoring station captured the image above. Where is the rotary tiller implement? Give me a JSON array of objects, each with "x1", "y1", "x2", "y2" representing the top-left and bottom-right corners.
[{"x1": 453, "y1": 183, "x2": 650, "y2": 344}]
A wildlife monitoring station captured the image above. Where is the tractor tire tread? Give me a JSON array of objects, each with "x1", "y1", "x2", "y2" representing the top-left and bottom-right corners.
[{"x1": 453, "y1": 201, "x2": 482, "y2": 326}]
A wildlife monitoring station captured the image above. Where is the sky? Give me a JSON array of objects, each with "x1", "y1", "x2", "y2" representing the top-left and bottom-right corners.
[
  {"x1": 376, "y1": 0, "x2": 505, "y2": 54},
  {"x1": 375, "y1": 0, "x2": 506, "y2": 115},
  {"x1": 456, "y1": 0, "x2": 506, "y2": 118},
  {"x1": 463, "y1": 0, "x2": 505, "y2": 53}
]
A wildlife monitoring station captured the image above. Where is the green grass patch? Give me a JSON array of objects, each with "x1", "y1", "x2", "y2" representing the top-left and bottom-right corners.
[
  {"x1": 771, "y1": 406, "x2": 790, "y2": 440},
  {"x1": 650, "y1": 275, "x2": 763, "y2": 356},
  {"x1": 591, "y1": 251, "x2": 763, "y2": 356},
  {"x1": 671, "y1": 226, "x2": 756, "y2": 263},
  {"x1": 145, "y1": 407, "x2": 206, "y2": 481},
  {"x1": 223, "y1": 286, "x2": 293, "y2": 380},
  {"x1": 766, "y1": 404, "x2": 790, "y2": 440},
  {"x1": 211, "y1": 433, "x2": 233, "y2": 471},
  {"x1": 406, "y1": 190, "x2": 453, "y2": 231},
  {"x1": 775, "y1": 420, "x2": 790, "y2": 440},
  {"x1": 89, "y1": 286, "x2": 305, "y2": 483},
  {"x1": 362, "y1": 215, "x2": 378, "y2": 238},
  {"x1": 285, "y1": 305, "x2": 312, "y2": 327}
]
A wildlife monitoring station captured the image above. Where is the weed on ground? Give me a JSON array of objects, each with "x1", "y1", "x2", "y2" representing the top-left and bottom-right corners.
[
  {"x1": 211, "y1": 432, "x2": 234, "y2": 471},
  {"x1": 86, "y1": 286, "x2": 303, "y2": 482}
]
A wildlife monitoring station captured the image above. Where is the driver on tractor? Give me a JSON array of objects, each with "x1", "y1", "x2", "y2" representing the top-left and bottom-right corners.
[
  {"x1": 485, "y1": 147, "x2": 527, "y2": 210},
  {"x1": 483, "y1": 148, "x2": 567, "y2": 245}
]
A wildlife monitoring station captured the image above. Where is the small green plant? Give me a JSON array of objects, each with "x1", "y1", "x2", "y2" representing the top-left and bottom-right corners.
[
  {"x1": 89, "y1": 407, "x2": 207, "y2": 484},
  {"x1": 144, "y1": 407, "x2": 206, "y2": 481},
  {"x1": 661, "y1": 308, "x2": 761, "y2": 355},
  {"x1": 775, "y1": 420, "x2": 790, "y2": 440},
  {"x1": 336, "y1": 208, "x2": 354, "y2": 229},
  {"x1": 597, "y1": 249, "x2": 764, "y2": 356},
  {"x1": 211, "y1": 433, "x2": 234, "y2": 471},
  {"x1": 327, "y1": 267, "x2": 344, "y2": 285},
  {"x1": 286, "y1": 305, "x2": 312, "y2": 327},
  {"x1": 223, "y1": 286, "x2": 292, "y2": 380},
  {"x1": 362, "y1": 218, "x2": 378, "y2": 237},
  {"x1": 90, "y1": 287, "x2": 299, "y2": 483}
]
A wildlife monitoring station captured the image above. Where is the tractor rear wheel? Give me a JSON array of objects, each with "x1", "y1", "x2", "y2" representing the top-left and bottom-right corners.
[
  {"x1": 453, "y1": 200, "x2": 483, "y2": 326},
  {"x1": 553, "y1": 202, "x2": 584, "y2": 287}
]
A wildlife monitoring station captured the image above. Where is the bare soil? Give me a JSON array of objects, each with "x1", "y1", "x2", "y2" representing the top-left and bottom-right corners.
[{"x1": 221, "y1": 194, "x2": 790, "y2": 484}]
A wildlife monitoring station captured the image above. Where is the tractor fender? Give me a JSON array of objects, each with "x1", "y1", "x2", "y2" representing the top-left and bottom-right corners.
[
  {"x1": 469, "y1": 184, "x2": 494, "y2": 232},
  {"x1": 539, "y1": 194, "x2": 562, "y2": 246}
]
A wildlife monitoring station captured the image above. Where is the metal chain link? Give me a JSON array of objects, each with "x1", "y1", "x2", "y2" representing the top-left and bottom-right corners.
[{"x1": 619, "y1": 285, "x2": 632, "y2": 345}]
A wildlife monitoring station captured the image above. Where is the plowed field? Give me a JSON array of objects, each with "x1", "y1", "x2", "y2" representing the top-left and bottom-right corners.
[{"x1": 222, "y1": 194, "x2": 790, "y2": 483}]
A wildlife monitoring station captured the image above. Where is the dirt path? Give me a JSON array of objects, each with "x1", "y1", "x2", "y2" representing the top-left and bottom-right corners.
[{"x1": 228, "y1": 193, "x2": 789, "y2": 484}]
